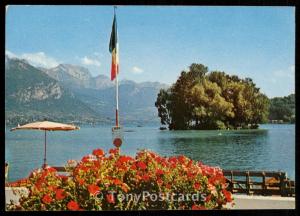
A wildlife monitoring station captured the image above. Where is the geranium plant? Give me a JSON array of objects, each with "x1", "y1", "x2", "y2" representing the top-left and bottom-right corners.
[{"x1": 7, "y1": 148, "x2": 233, "y2": 210}]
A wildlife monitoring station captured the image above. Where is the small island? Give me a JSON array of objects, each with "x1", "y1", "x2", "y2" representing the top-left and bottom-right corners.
[{"x1": 155, "y1": 63, "x2": 269, "y2": 130}]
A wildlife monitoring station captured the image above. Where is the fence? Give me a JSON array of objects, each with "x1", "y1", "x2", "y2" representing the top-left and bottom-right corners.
[{"x1": 222, "y1": 170, "x2": 295, "y2": 197}]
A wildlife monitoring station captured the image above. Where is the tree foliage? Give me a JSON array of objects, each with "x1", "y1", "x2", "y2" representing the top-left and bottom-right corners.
[
  {"x1": 155, "y1": 63, "x2": 270, "y2": 130},
  {"x1": 269, "y1": 94, "x2": 295, "y2": 123}
]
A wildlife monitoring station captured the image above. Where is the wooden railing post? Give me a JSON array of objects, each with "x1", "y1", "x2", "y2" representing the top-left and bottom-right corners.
[
  {"x1": 262, "y1": 171, "x2": 266, "y2": 196},
  {"x1": 280, "y1": 172, "x2": 287, "y2": 197},
  {"x1": 230, "y1": 171, "x2": 234, "y2": 192},
  {"x1": 246, "y1": 171, "x2": 250, "y2": 195}
]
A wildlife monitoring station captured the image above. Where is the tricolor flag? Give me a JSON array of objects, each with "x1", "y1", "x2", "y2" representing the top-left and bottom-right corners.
[{"x1": 109, "y1": 14, "x2": 119, "y2": 81}]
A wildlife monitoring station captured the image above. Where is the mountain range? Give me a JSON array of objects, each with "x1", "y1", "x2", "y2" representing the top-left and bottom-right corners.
[{"x1": 5, "y1": 56, "x2": 168, "y2": 126}]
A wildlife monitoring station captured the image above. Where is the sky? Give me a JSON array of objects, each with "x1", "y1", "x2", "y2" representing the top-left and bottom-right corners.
[{"x1": 5, "y1": 6, "x2": 295, "y2": 98}]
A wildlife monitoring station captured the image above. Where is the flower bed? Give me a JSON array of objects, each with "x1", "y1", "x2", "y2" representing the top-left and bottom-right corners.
[{"x1": 7, "y1": 148, "x2": 233, "y2": 210}]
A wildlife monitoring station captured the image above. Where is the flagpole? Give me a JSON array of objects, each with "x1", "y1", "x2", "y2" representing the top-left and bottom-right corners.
[
  {"x1": 114, "y1": 5, "x2": 119, "y2": 128},
  {"x1": 115, "y1": 66, "x2": 119, "y2": 128}
]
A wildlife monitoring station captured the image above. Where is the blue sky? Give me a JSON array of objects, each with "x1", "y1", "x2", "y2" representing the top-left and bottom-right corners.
[{"x1": 6, "y1": 6, "x2": 295, "y2": 97}]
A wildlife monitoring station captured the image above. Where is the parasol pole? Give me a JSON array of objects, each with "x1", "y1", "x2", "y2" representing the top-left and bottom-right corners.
[{"x1": 43, "y1": 130, "x2": 47, "y2": 168}]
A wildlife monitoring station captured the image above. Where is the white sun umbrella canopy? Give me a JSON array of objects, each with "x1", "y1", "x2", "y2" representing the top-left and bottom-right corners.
[{"x1": 11, "y1": 121, "x2": 80, "y2": 168}]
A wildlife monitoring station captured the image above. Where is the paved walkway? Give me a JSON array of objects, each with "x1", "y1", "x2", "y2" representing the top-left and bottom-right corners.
[
  {"x1": 5, "y1": 187, "x2": 295, "y2": 210},
  {"x1": 5, "y1": 187, "x2": 29, "y2": 206},
  {"x1": 226, "y1": 194, "x2": 295, "y2": 209}
]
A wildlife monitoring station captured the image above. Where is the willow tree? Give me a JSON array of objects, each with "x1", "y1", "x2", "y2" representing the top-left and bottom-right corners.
[{"x1": 155, "y1": 63, "x2": 269, "y2": 130}]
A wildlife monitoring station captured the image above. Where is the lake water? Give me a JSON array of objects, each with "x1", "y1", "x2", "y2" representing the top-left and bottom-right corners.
[{"x1": 5, "y1": 124, "x2": 295, "y2": 182}]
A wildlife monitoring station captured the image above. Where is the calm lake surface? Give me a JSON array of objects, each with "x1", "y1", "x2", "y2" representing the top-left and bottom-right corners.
[{"x1": 5, "y1": 124, "x2": 295, "y2": 181}]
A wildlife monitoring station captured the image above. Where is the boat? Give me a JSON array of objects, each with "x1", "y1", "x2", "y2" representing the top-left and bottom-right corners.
[{"x1": 159, "y1": 126, "x2": 167, "y2": 130}]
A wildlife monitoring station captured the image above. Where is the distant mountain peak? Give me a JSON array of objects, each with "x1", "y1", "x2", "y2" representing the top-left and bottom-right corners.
[
  {"x1": 95, "y1": 74, "x2": 110, "y2": 79},
  {"x1": 120, "y1": 79, "x2": 137, "y2": 85},
  {"x1": 5, "y1": 58, "x2": 101, "y2": 124},
  {"x1": 54, "y1": 64, "x2": 91, "y2": 78},
  {"x1": 5, "y1": 57, "x2": 32, "y2": 71}
]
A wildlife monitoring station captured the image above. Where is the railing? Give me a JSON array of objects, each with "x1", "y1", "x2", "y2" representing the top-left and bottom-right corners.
[
  {"x1": 222, "y1": 170, "x2": 295, "y2": 197},
  {"x1": 53, "y1": 166, "x2": 67, "y2": 172}
]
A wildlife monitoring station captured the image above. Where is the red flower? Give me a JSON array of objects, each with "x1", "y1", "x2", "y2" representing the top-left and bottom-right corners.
[
  {"x1": 156, "y1": 169, "x2": 164, "y2": 176},
  {"x1": 161, "y1": 161, "x2": 167, "y2": 167},
  {"x1": 113, "y1": 178, "x2": 122, "y2": 185},
  {"x1": 45, "y1": 167, "x2": 57, "y2": 173},
  {"x1": 40, "y1": 171, "x2": 48, "y2": 179},
  {"x1": 58, "y1": 175, "x2": 68, "y2": 181},
  {"x1": 135, "y1": 175, "x2": 142, "y2": 181},
  {"x1": 88, "y1": 184, "x2": 100, "y2": 196},
  {"x1": 194, "y1": 182, "x2": 201, "y2": 190},
  {"x1": 106, "y1": 193, "x2": 115, "y2": 204},
  {"x1": 121, "y1": 184, "x2": 129, "y2": 192},
  {"x1": 187, "y1": 172, "x2": 195, "y2": 179},
  {"x1": 77, "y1": 164, "x2": 89, "y2": 172},
  {"x1": 130, "y1": 164, "x2": 137, "y2": 170},
  {"x1": 47, "y1": 185, "x2": 58, "y2": 191},
  {"x1": 55, "y1": 189, "x2": 66, "y2": 200},
  {"x1": 118, "y1": 156, "x2": 133, "y2": 163},
  {"x1": 149, "y1": 152, "x2": 156, "y2": 158},
  {"x1": 157, "y1": 178, "x2": 163, "y2": 185},
  {"x1": 92, "y1": 149, "x2": 105, "y2": 157},
  {"x1": 170, "y1": 163, "x2": 177, "y2": 169},
  {"x1": 81, "y1": 156, "x2": 91, "y2": 163},
  {"x1": 93, "y1": 160, "x2": 101, "y2": 168},
  {"x1": 42, "y1": 194, "x2": 52, "y2": 204},
  {"x1": 178, "y1": 155, "x2": 186, "y2": 164},
  {"x1": 187, "y1": 160, "x2": 193, "y2": 167},
  {"x1": 192, "y1": 204, "x2": 206, "y2": 210},
  {"x1": 168, "y1": 157, "x2": 177, "y2": 163},
  {"x1": 222, "y1": 189, "x2": 232, "y2": 202},
  {"x1": 76, "y1": 177, "x2": 85, "y2": 185},
  {"x1": 155, "y1": 157, "x2": 162, "y2": 163},
  {"x1": 116, "y1": 163, "x2": 127, "y2": 171},
  {"x1": 67, "y1": 200, "x2": 80, "y2": 211},
  {"x1": 205, "y1": 194, "x2": 212, "y2": 202},
  {"x1": 141, "y1": 174, "x2": 150, "y2": 182},
  {"x1": 109, "y1": 148, "x2": 119, "y2": 155},
  {"x1": 136, "y1": 161, "x2": 147, "y2": 170},
  {"x1": 35, "y1": 181, "x2": 42, "y2": 190}
]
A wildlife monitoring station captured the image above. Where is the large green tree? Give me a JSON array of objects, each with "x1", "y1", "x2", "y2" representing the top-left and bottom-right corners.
[{"x1": 155, "y1": 63, "x2": 270, "y2": 130}]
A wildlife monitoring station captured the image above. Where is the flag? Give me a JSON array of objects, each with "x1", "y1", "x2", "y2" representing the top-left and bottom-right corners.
[{"x1": 109, "y1": 14, "x2": 119, "y2": 81}]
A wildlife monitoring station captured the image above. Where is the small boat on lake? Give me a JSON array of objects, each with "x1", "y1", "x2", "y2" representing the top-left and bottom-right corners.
[{"x1": 159, "y1": 126, "x2": 167, "y2": 130}]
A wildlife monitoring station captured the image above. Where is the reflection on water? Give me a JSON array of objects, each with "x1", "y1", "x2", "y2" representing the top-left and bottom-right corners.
[
  {"x1": 156, "y1": 130, "x2": 269, "y2": 171},
  {"x1": 5, "y1": 124, "x2": 295, "y2": 181}
]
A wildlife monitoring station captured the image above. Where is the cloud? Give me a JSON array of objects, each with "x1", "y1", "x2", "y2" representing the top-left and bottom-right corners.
[
  {"x1": 21, "y1": 52, "x2": 59, "y2": 68},
  {"x1": 289, "y1": 65, "x2": 295, "y2": 72},
  {"x1": 5, "y1": 50, "x2": 18, "y2": 58},
  {"x1": 5, "y1": 50, "x2": 59, "y2": 68},
  {"x1": 81, "y1": 56, "x2": 101, "y2": 67},
  {"x1": 132, "y1": 66, "x2": 144, "y2": 74}
]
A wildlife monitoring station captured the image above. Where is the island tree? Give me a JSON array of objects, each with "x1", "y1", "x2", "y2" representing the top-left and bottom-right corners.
[
  {"x1": 155, "y1": 63, "x2": 269, "y2": 130},
  {"x1": 269, "y1": 94, "x2": 295, "y2": 123}
]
